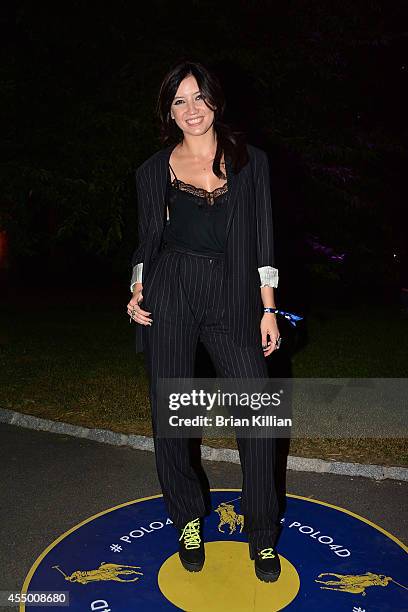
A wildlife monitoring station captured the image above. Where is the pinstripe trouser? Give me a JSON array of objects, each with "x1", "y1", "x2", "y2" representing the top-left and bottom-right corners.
[{"x1": 142, "y1": 243, "x2": 280, "y2": 554}]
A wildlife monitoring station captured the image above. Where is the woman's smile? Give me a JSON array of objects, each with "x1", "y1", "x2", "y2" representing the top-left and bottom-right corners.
[{"x1": 186, "y1": 117, "x2": 204, "y2": 125}]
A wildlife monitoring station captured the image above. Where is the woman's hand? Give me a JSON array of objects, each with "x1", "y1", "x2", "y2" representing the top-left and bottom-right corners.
[
  {"x1": 127, "y1": 283, "x2": 153, "y2": 326},
  {"x1": 260, "y1": 313, "x2": 281, "y2": 357}
]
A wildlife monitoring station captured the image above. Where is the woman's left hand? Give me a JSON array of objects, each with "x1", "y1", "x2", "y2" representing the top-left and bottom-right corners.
[{"x1": 260, "y1": 313, "x2": 281, "y2": 357}]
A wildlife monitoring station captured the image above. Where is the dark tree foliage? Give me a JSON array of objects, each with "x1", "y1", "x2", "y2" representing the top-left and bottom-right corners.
[{"x1": 2, "y1": 0, "x2": 407, "y2": 293}]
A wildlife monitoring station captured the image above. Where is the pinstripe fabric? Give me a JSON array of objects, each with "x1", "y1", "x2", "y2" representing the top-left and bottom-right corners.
[
  {"x1": 142, "y1": 245, "x2": 280, "y2": 553},
  {"x1": 131, "y1": 143, "x2": 276, "y2": 354}
]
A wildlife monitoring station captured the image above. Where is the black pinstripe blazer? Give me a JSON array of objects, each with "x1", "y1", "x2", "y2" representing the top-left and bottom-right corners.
[{"x1": 131, "y1": 142, "x2": 276, "y2": 353}]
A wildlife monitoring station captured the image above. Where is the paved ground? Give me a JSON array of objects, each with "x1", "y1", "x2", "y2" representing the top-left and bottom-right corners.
[{"x1": 1, "y1": 421, "x2": 407, "y2": 594}]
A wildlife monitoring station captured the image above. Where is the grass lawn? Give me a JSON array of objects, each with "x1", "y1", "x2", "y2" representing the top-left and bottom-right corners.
[{"x1": 1, "y1": 286, "x2": 407, "y2": 467}]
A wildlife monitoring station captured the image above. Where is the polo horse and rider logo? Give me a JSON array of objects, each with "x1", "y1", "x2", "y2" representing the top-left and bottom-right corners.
[
  {"x1": 214, "y1": 498, "x2": 244, "y2": 534},
  {"x1": 315, "y1": 571, "x2": 408, "y2": 597},
  {"x1": 52, "y1": 562, "x2": 143, "y2": 584}
]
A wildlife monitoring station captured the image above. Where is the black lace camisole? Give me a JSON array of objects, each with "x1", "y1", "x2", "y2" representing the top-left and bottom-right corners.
[{"x1": 162, "y1": 162, "x2": 228, "y2": 254}]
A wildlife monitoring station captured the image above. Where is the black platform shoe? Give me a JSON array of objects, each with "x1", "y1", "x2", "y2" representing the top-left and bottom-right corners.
[
  {"x1": 178, "y1": 517, "x2": 205, "y2": 572},
  {"x1": 252, "y1": 546, "x2": 281, "y2": 582}
]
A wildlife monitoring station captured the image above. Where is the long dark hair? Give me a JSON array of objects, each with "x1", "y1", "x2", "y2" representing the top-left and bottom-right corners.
[{"x1": 155, "y1": 60, "x2": 249, "y2": 177}]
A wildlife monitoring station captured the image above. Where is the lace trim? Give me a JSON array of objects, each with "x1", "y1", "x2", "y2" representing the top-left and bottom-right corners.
[{"x1": 171, "y1": 178, "x2": 228, "y2": 206}]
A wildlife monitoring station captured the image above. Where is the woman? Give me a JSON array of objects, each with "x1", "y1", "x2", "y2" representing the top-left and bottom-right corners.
[{"x1": 127, "y1": 60, "x2": 283, "y2": 583}]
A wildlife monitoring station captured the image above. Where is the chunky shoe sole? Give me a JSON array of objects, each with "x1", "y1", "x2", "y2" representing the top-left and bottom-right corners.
[
  {"x1": 179, "y1": 554, "x2": 205, "y2": 572},
  {"x1": 254, "y1": 564, "x2": 281, "y2": 583}
]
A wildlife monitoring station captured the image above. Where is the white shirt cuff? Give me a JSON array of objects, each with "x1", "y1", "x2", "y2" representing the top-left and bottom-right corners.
[
  {"x1": 258, "y1": 266, "x2": 279, "y2": 288},
  {"x1": 131, "y1": 263, "x2": 278, "y2": 291},
  {"x1": 130, "y1": 262, "x2": 143, "y2": 292}
]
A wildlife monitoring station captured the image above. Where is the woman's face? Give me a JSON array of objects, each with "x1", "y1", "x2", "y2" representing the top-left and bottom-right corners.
[{"x1": 171, "y1": 74, "x2": 215, "y2": 137}]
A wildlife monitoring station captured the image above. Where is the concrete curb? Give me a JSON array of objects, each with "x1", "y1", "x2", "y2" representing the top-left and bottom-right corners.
[{"x1": 1, "y1": 406, "x2": 407, "y2": 482}]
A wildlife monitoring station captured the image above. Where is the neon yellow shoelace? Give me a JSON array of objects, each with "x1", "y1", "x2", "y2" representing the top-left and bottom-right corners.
[
  {"x1": 259, "y1": 547, "x2": 276, "y2": 559},
  {"x1": 179, "y1": 518, "x2": 201, "y2": 549}
]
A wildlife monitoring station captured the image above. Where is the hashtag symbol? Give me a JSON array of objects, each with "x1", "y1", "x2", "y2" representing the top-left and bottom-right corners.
[{"x1": 110, "y1": 544, "x2": 122, "y2": 552}]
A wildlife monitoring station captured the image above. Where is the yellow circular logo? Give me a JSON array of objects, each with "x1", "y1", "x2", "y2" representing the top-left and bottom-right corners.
[{"x1": 159, "y1": 540, "x2": 300, "y2": 610}]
